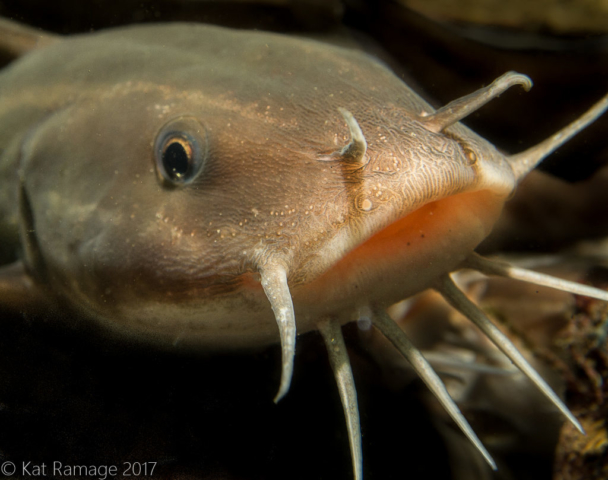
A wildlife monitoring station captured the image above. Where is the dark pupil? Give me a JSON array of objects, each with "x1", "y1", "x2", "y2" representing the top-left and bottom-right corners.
[{"x1": 163, "y1": 141, "x2": 190, "y2": 179}]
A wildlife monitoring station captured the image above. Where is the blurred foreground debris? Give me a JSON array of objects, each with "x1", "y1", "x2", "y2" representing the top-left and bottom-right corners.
[
  {"x1": 553, "y1": 270, "x2": 608, "y2": 480},
  {"x1": 398, "y1": 0, "x2": 608, "y2": 34}
]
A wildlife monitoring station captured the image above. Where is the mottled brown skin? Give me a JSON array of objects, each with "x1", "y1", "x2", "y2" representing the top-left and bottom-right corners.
[{"x1": 0, "y1": 23, "x2": 512, "y2": 348}]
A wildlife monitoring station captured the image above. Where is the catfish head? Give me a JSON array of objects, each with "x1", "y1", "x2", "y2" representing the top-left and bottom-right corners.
[
  {"x1": 14, "y1": 25, "x2": 519, "y2": 348},
  {"x1": 5, "y1": 23, "x2": 608, "y2": 478}
]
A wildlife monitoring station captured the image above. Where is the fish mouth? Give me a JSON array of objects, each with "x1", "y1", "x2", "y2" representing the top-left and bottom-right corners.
[{"x1": 293, "y1": 188, "x2": 507, "y2": 319}]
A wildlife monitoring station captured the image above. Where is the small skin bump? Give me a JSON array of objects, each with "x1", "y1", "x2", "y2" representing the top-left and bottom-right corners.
[
  {"x1": 361, "y1": 199, "x2": 372, "y2": 211},
  {"x1": 465, "y1": 149, "x2": 477, "y2": 165}
]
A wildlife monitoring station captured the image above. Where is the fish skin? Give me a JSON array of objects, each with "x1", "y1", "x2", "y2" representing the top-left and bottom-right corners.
[{"x1": 0, "y1": 22, "x2": 508, "y2": 348}]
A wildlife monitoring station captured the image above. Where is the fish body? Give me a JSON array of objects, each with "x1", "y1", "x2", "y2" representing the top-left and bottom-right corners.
[
  {"x1": 0, "y1": 23, "x2": 507, "y2": 348},
  {"x1": 1, "y1": 19, "x2": 607, "y2": 478}
]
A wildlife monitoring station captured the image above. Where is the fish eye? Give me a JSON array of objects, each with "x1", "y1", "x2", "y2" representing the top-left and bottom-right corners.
[{"x1": 154, "y1": 117, "x2": 208, "y2": 186}]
